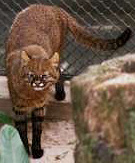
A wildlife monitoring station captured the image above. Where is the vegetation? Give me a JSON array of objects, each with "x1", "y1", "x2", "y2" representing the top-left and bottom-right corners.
[{"x1": 0, "y1": 111, "x2": 29, "y2": 163}]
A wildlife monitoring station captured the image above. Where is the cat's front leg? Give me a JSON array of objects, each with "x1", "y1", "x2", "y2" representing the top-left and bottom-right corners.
[
  {"x1": 31, "y1": 107, "x2": 46, "y2": 159},
  {"x1": 14, "y1": 110, "x2": 30, "y2": 155}
]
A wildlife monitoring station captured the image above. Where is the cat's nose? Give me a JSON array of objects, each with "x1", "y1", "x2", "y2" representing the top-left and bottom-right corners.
[
  {"x1": 35, "y1": 80, "x2": 41, "y2": 84},
  {"x1": 33, "y1": 81, "x2": 44, "y2": 87}
]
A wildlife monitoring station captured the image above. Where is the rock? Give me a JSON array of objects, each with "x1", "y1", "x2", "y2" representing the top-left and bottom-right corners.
[{"x1": 71, "y1": 53, "x2": 135, "y2": 163}]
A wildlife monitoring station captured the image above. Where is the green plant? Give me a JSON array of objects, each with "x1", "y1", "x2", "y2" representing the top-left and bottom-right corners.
[
  {"x1": 0, "y1": 111, "x2": 13, "y2": 125},
  {"x1": 0, "y1": 112, "x2": 29, "y2": 163}
]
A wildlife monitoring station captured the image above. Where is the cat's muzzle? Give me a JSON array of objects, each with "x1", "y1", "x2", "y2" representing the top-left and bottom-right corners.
[{"x1": 31, "y1": 80, "x2": 46, "y2": 91}]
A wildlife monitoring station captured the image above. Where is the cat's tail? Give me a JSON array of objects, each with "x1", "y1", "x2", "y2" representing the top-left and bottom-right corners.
[{"x1": 59, "y1": 8, "x2": 132, "y2": 50}]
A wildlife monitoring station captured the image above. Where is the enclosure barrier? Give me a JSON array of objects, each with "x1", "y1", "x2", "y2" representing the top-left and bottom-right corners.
[{"x1": 0, "y1": 0, "x2": 134, "y2": 79}]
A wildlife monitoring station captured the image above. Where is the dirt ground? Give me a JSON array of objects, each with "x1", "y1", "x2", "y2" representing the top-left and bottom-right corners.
[{"x1": 0, "y1": 76, "x2": 77, "y2": 163}]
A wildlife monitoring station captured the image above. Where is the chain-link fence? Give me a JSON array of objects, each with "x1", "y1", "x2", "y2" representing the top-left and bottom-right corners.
[{"x1": 0, "y1": 0, "x2": 134, "y2": 78}]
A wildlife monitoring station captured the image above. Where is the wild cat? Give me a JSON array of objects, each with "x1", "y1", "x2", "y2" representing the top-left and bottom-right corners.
[{"x1": 6, "y1": 4, "x2": 131, "y2": 158}]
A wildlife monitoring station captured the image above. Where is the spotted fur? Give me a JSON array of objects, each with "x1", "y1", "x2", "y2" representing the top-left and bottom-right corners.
[{"x1": 5, "y1": 4, "x2": 131, "y2": 158}]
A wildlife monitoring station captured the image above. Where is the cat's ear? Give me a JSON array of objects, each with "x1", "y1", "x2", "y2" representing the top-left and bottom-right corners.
[
  {"x1": 20, "y1": 51, "x2": 30, "y2": 63},
  {"x1": 50, "y1": 52, "x2": 60, "y2": 68}
]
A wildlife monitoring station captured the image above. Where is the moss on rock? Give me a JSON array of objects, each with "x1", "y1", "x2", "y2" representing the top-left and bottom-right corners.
[{"x1": 71, "y1": 54, "x2": 135, "y2": 163}]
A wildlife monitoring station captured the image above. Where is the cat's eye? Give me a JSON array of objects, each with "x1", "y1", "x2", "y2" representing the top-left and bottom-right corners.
[
  {"x1": 43, "y1": 72, "x2": 50, "y2": 77},
  {"x1": 44, "y1": 71, "x2": 49, "y2": 76},
  {"x1": 42, "y1": 74, "x2": 47, "y2": 78},
  {"x1": 42, "y1": 74, "x2": 50, "y2": 79},
  {"x1": 27, "y1": 73, "x2": 34, "y2": 78},
  {"x1": 27, "y1": 72, "x2": 34, "y2": 76},
  {"x1": 27, "y1": 72, "x2": 35, "y2": 82}
]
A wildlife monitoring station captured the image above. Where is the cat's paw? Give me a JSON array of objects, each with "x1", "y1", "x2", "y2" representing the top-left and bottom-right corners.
[
  {"x1": 55, "y1": 91, "x2": 66, "y2": 101},
  {"x1": 32, "y1": 148, "x2": 44, "y2": 159}
]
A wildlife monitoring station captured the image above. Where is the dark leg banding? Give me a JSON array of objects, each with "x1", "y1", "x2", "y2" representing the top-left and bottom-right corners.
[
  {"x1": 31, "y1": 107, "x2": 45, "y2": 159},
  {"x1": 14, "y1": 111, "x2": 29, "y2": 155}
]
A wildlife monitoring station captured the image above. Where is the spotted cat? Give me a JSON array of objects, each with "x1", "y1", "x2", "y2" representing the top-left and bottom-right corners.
[{"x1": 6, "y1": 4, "x2": 131, "y2": 158}]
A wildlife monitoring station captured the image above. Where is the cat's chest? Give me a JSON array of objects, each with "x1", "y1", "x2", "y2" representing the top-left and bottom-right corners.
[{"x1": 13, "y1": 87, "x2": 52, "y2": 111}]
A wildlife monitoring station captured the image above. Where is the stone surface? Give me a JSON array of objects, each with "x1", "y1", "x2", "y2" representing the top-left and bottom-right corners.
[{"x1": 71, "y1": 53, "x2": 135, "y2": 163}]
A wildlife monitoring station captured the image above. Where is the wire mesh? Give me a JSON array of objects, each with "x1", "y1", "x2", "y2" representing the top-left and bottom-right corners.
[{"x1": 0, "y1": 0, "x2": 134, "y2": 78}]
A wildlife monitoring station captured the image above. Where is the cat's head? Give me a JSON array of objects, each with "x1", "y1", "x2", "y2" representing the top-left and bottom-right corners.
[{"x1": 18, "y1": 49, "x2": 60, "y2": 91}]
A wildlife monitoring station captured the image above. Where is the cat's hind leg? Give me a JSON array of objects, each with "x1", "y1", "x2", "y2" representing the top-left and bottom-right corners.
[
  {"x1": 55, "y1": 80, "x2": 66, "y2": 101},
  {"x1": 55, "y1": 71, "x2": 66, "y2": 101},
  {"x1": 31, "y1": 107, "x2": 45, "y2": 159}
]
